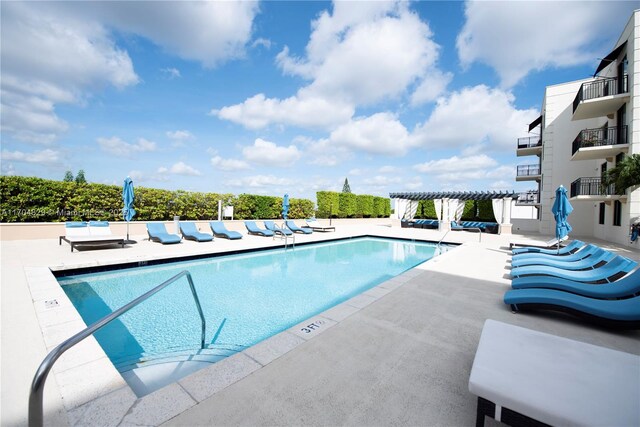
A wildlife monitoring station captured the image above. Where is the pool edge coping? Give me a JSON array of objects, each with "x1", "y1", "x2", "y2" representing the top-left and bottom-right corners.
[{"x1": 28, "y1": 237, "x2": 462, "y2": 426}]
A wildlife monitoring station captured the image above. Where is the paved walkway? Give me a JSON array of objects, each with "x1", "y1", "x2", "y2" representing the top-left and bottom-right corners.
[{"x1": 2, "y1": 224, "x2": 639, "y2": 426}]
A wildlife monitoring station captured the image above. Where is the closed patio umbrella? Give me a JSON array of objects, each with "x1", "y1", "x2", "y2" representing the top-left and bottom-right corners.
[
  {"x1": 551, "y1": 185, "x2": 573, "y2": 252},
  {"x1": 122, "y1": 176, "x2": 137, "y2": 244},
  {"x1": 282, "y1": 194, "x2": 290, "y2": 220}
]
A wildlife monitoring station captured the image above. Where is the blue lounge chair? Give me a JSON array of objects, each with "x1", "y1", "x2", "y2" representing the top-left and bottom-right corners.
[
  {"x1": 511, "y1": 256, "x2": 637, "y2": 284},
  {"x1": 147, "y1": 223, "x2": 181, "y2": 244},
  {"x1": 286, "y1": 220, "x2": 312, "y2": 234},
  {"x1": 209, "y1": 221, "x2": 242, "y2": 240},
  {"x1": 504, "y1": 288, "x2": 640, "y2": 328},
  {"x1": 245, "y1": 221, "x2": 274, "y2": 237},
  {"x1": 179, "y1": 222, "x2": 213, "y2": 242},
  {"x1": 264, "y1": 220, "x2": 293, "y2": 236},
  {"x1": 512, "y1": 240, "x2": 586, "y2": 260},
  {"x1": 511, "y1": 245, "x2": 608, "y2": 268},
  {"x1": 511, "y1": 252, "x2": 625, "y2": 278},
  {"x1": 511, "y1": 268, "x2": 640, "y2": 299},
  {"x1": 511, "y1": 237, "x2": 574, "y2": 254}
]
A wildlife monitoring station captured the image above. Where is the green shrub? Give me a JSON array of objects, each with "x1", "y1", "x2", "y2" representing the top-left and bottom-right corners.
[
  {"x1": 339, "y1": 192, "x2": 357, "y2": 218},
  {"x1": 476, "y1": 199, "x2": 496, "y2": 221},
  {"x1": 316, "y1": 191, "x2": 340, "y2": 218},
  {"x1": 288, "y1": 198, "x2": 315, "y2": 219},
  {"x1": 460, "y1": 200, "x2": 476, "y2": 220},
  {"x1": 0, "y1": 176, "x2": 312, "y2": 222},
  {"x1": 372, "y1": 196, "x2": 389, "y2": 217},
  {"x1": 356, "y1": 194, "x2": 374, "y2": 217}
]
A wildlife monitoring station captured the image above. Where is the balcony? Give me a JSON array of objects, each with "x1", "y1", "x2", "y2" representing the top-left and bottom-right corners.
[
  {"x1": 569, "y1": 177, "x2": 626, "y2": 201},
  {"x1": 515, "y1": 191, "x2": 540, "y2": 206},
  {"x1": 516, "y1": 164, "x2": 541, "y2": 182},
  {"x1": 572, "y1": 76, "x2": 629, "y2": 121},
  {"x1": 571, "y1": 125, "x2": 628, "y2": 161},
  {"x1": 516, "y1": 136, "x2": 542, "y2": 157}
]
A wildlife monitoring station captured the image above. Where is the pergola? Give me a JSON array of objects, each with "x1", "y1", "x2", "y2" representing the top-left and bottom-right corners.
[
  {"x1": 389, "y1": 190, "x2": 518, "y2": 234},
  {"x1": 388, "y1": 190, "x2": 520, "y2": 201}
]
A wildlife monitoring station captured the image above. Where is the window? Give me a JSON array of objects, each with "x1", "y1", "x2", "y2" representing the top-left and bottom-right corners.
[
  {"x1": 599, "y1": 203, "x2": 605, "y2": 225},
  {"x1": 616, "y1": 152, "x2": 625, "y2": 165},
  {"x1": 613, "y1": 200, "x2": 622, "y2": 226}
]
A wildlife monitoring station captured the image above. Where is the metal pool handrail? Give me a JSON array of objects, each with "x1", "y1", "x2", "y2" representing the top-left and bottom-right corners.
[{"x1": 28, "y1": 270, "x2": 206, "y2": 427}]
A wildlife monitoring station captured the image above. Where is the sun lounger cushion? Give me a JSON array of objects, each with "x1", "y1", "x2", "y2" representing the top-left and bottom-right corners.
[
  {"x1": 469, "y1": 320, "x2": 639, "y2": 426},
  {"x1": 147, "y1": 223, "x2": 181, "y2": 244},
  {"x1": 179, "y1": 222, "x2": 213, "y2": 242},
  {"x1": 209, "y1": 221, "x2": 243, "y2": 240},
  {"x1": 286, "y1": 220, "x2": 312, "y2": 234},
  {"x1": 511, "y1": 268, "x2": 640, "y2": 299}
]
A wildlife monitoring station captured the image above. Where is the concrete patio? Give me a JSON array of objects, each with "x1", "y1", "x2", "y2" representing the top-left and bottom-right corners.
[{"x1": 2, "y1": 220, "x2": 639, "y2": 426}]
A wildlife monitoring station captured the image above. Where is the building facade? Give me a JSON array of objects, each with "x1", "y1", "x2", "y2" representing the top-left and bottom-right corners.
[{"x1": 516, "y1": 10, "x2": 639, "y2": 247}]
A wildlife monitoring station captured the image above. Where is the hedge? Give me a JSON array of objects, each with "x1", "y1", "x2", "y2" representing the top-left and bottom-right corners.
[
  {"x1": 338, "y1": 192, "x2": 357, "y2": 218},
  {"x1": 0, "y1": 176, "x2": 314, "y2": 222},
  {"x1": 316, "y1": 191, "x2": 340, "y2": 218}
]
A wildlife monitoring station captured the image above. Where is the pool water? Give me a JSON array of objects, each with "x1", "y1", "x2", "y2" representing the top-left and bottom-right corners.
[{"x1": 59, "y1": 238, "x2": 443, "y2": 378}]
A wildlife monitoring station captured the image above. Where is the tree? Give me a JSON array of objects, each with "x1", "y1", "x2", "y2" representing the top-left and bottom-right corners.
[
  {"x1": 342, "y1": 177, "x2": 351, "y2": 193},
  {"x1": 75, "y1": 169, "x2": 87, "y2": 184},
  {"x1": 602, "y1": 154, "x2": 640, "y2": 195},
  {"x1": 63, "y1": 170, "x2": 74, "y2": 182}
]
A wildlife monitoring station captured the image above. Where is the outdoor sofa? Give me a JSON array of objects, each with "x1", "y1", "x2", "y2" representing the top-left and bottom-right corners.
[{"x1": 59, "y1": 221, "x2": 126, "y2": 252}]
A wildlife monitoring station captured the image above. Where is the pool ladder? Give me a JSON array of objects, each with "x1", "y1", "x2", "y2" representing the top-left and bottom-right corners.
[
  {"x1": 274, "y1": 222, "x2": 295, "y2": 249},
  {"x1": 28, "y1": 270, "x2": 206, "y2": 427}
]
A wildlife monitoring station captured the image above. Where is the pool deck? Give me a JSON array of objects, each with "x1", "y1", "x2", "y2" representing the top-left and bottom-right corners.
[{"x1": 2, "y1": 223, "x2": 639, "y2": 426}]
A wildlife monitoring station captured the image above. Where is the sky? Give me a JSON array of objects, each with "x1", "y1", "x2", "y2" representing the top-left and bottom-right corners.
[{"x1": 1, "y1": 0, "x2": 638, "y2": 201}]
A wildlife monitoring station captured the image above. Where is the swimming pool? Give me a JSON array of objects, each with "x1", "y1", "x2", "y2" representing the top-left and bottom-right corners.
[{"x1": 59, "y1": 237, "x2": 446, "y2": 394}]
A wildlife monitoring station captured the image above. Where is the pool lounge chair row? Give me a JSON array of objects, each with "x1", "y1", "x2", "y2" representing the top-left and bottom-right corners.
[
  {"x1": 147, "y1": 220, "x2": 320, "y2": 244},
  {"x1": 504, "y1": 240, "x2": 640, "y2": 328}
]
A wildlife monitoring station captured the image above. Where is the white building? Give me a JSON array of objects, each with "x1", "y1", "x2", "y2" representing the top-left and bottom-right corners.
[{"x1": 514, "y1": 9, "x2": 639, "y2": 247}]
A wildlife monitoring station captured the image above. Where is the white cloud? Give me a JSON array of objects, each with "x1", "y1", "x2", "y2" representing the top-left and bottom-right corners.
[
  {"x1": 410, "y1": 70, "x2": 453, "y2": 106},
  {"x1": 242, "y1": 138, "x2": 301, "y2": 167},
  {"x1": 166, "y1": 130, "x2": 194, "y2": 147},
  {"x1": 412, "y1": 85, "x2": 538, "y2": 150},
  {"x1": 226, "y1": 174, "x2": 293, "y2": 188},
  {"x1": 252, "y1": 38, "x2": 272, "y2": 49},
  {"x1": 0, "y1": 2, "x2": 138, "y2": 143},
  {"x1": 304, "y1": 137, "x2": 351, "y2": 166},
  {"x1": 457, "y1": 1, "x2": 636, "y2": 87},
  {"x1": 216, "y1": 1, "x2": 447, "y2": 130},
  {"x1": 1, "y1": 1, "x2": 259, "y2": 143},
  {"x1": 127, "y1": 170, "x2": 145, "y2": 182},
  {"x1": 80, "y1": 1, "x2": 259, "y2": 67},
  {"x1": 329, "y1": 112, "x2": 413, "y2": 156},
  {"x1": 97, "y1": 136, "x2": 157, "y2": 157},
  {"x1": 412, "y1": 154, "x2": 517, "y2": 186},
  {"x1": 1, "y1": 148, "x2": 61, "y2": 164},
  {"x1": 349, "y1": 168, "x2": 364, "y2": 176},
  {"x1": 163, "y1": 161, "x2": 202, "y2": 176},
  {"x1": 210, "y1": 154, "x2": 250, "y2": 171},
  {"x1": 161, "y1": 68, "x2": 181, "y2": 79},
  {"x1": 213, "y1": 91, "x2": 354, "y2": 131}
]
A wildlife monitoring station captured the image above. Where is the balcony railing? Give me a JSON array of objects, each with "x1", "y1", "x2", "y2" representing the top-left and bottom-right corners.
[
  {"x1": 516, "y1": 191, "x2": 539, "y2": 204},
  {"x1": 573, "y1": 75, "x2": 628, "y2": 113},
  {"x1": 517, "y1": 136, "x2": 542, "y2": 150},
  {"x1": 570, "y1": 177, "x2": 615, "y2": 197},
  {"x1": 517, "y1": 164, "x2": 541, "y2": 177},
  {"x1": 571, "y1": 125, "x2": 628, "y2": 155}
]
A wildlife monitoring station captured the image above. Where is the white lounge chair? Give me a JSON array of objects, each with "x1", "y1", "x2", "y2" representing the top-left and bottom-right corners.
[
  {"x1": 304, "y1": 218, "x2": 335, "y2": 232},
  {"x1": 469, "y1": 320, "x2": 639, "y2": 426},
  {"x1": 509, "y1": 235, "x2": 568, "y2": 249},
  {"x1": 59, "y1": 221, "x2": 126, "y2": 252}
]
